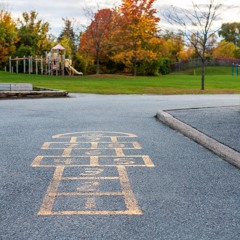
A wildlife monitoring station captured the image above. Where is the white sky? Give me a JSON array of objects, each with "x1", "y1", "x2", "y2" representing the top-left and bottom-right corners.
[{"x1": 2, "y1": 0, "x2": 240, "y2": 36}]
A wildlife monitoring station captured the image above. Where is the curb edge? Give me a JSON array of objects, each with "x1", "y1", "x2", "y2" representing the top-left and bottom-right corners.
[{"x1": 157, "y1": 110, "x2": 240, "y2": 169}]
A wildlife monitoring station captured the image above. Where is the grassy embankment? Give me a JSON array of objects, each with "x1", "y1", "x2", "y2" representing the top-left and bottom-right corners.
[{"x1": 0, "y1": 66, "x2": 239, "y2": 94}]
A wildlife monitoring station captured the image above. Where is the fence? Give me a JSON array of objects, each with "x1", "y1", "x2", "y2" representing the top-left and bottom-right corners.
[{"x1": 170, "y1": 58, "x2": 240, "y2": 72}]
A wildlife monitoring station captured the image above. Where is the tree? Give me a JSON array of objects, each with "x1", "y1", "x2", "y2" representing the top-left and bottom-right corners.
[
  {"x1": 16, "y1": 11, "x2": 51, "y2": 56},
  {"x1": 79, "y1": 8, "x2": 119, "y2": 74},
  {"x1": 112, "y1": 0, "x2": 160, "y2": 76},
  {"x1": 219, "y1": 22, "x2": 240, "y2": 47},
  {"x1": 58, "y1": 18, "x2": 77, "y2": 56},
  {"x1": 178, "y1": 47, "x2": 195, "y2": 61},
  {"x1": 212, "y1": 40, "x2": 237, "y2": 58},
  {"x1": 164, "y1": 0, "x2": 233, "y2": 90},
  {"x1": 0, "y1": 9, "x2": 18, "y2": 68},
  {"x1": 158, "y1": 31, "x2": 185, "y2": 62}
]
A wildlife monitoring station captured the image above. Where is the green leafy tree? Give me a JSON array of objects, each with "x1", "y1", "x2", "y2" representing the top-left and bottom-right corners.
[
  {"x1": 16, "y1": 10, "x2": 51, "y2": 56},
  {"x1": 59, "y1": 35, "x2": 73, "y2": 57},
  {"x1": 219, "y1": 22, "x2": 240, "y2": 47},
  {"x1": 58, "y1": 18, "x2": 77, "y2": 56}
]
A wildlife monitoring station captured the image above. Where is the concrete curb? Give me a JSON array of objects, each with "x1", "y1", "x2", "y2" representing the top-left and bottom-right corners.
[
  {"x1": 0, "y1": 87, "x2": 68, "y2": 99},
  {"x1": 157, "y1": 110, "x2": 240, "y2": 169}
]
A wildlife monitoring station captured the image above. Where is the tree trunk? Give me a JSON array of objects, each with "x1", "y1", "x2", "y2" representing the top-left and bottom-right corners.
[
  {"x1": 133, "y1": 54, "x2": 137, "y2": 76},
  {"x1": 201, "y1": 59, "x2": 205, "y2": 90},
  {"x1": 96, "y1": 50, "x2": 100, "y2": 75}
]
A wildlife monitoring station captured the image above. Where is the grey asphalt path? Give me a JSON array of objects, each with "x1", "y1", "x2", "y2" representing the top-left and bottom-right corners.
[
  {"x1": 168, "y1": 106, "x2": 240, "y2": 153},
  {"x1": 1, "y1": 94, "x2": 240, "y2": 240}
]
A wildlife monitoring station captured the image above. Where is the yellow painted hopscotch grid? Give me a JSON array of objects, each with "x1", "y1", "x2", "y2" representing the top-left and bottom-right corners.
[{"x1": 32, "y1": 132, "x2": 154, "y2": 215}]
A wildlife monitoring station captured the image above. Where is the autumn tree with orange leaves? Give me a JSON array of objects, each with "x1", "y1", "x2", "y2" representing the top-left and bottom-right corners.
[
  {"x1": 112, "y1": 0, "x2": 160, "y2": 76},
  {"x1": 213, "y1": 40, "x2": 237, "y2": 58},
  {"x1": 79, "y1": 8, "x2": 119, "y2": 74},
  {"x1": 0, "y1": 9, "x2": 18, "y2": 68}
]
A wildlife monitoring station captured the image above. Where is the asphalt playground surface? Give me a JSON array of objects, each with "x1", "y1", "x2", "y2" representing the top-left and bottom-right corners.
[
  {"x1": 0, "y1": 94, "x2": 240, "y2": 240},
  {"x1": 168, "y1": 106, "x2": 240, "y2": 154}
]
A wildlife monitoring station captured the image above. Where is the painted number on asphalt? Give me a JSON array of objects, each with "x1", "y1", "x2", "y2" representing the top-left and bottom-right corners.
[{"x1": 32, "y1": 131, "x2": 154, "y2": 215}]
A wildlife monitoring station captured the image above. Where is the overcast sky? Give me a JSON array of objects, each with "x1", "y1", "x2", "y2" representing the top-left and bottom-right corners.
[{"x1": 2, "y1": 0, "x2": 240, "y2": 36}]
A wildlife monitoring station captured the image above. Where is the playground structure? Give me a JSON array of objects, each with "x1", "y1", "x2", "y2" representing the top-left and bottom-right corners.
[{"x1": 7, "y1": 44, "x2": 83, "y2": 76}]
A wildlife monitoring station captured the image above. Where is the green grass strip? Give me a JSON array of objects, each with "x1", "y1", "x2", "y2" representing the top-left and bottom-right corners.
[{"x1": 0, "y1": 66, "x2": 239, "y2": 94}]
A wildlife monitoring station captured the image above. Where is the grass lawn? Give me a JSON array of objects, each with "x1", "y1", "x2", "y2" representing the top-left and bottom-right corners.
[{"x1": 0, "y1": 66, "x2": 240, "y2": 94}]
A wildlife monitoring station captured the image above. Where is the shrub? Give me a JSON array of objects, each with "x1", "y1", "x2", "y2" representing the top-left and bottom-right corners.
[
  {"x1": 138, "y1": 58, "x2": 162, "y2": 76},
  {"x1": 159, "y1": 58, "x2": 171, "y2": 75}
]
